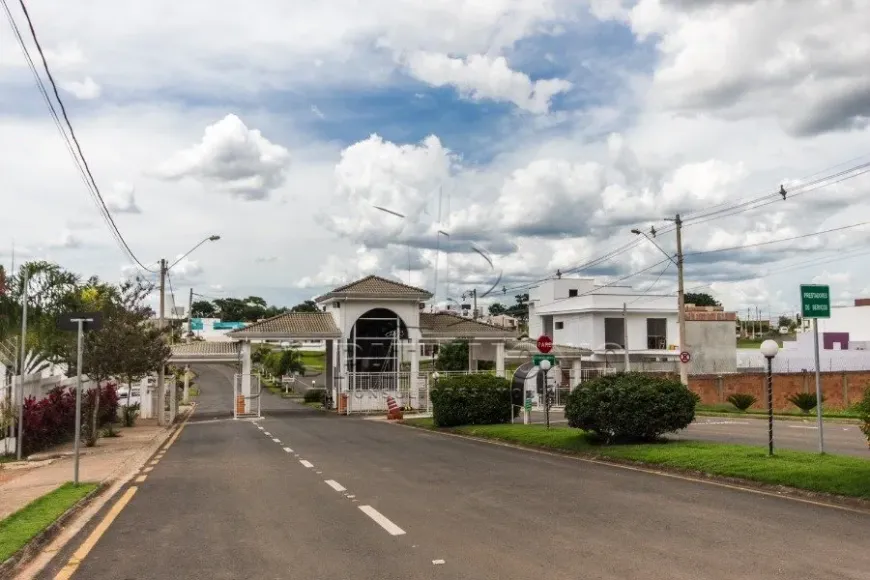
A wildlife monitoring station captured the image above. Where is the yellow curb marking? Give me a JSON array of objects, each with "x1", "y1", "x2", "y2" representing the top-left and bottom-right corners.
[
  {"x1": 54, "y1": 487, "x2": 138, "y2": 580},
  {"x1": 54, "y1": 414, "x2": 194, "y2": 579},
  {"x1": 135, "y1": 475, "x2": 147, "y2": 483},
  {"x1": 142, "y1": 466, "x2": 154, "y2": 473}
]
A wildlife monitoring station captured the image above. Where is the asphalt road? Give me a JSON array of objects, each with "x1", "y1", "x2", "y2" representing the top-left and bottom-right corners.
[
  {"x1": 37, "y1": 373, "x2": 870, "y2": 579},
  {"x1": 527, "y1": 410, "x2": 870, "y2": 457},
  {"x1": 190, "y1": 363, "x2": 309, "y2": 421}
]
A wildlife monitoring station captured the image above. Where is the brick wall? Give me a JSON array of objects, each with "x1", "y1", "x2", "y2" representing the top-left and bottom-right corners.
[{"x1": 688, "y1": 370, "x2": 870, "y2": 410}]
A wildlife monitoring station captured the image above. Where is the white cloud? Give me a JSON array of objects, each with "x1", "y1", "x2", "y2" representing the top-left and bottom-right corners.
[
  {"x1": 295, "y1": 248, "x2": 381, "y2": 288},
  {"x1": 49, "y1": 229, "x2": 81, "y2": 249},
  {"x1": 311, "y1": 105, "x2": 326, "y2": 119},
  {"x1": 405, "y1": 52, "x2": 572, "y2": 114},
  {"x1": 153, "y1": 114, "x2": 292, "y2": 201},
  {"x1": 602, "y1": 0, "x2": 870, "y2": 136},
  {"x1": 60, "y1": 77, "x2": 101, "y2": 100},
  {"x1": 105, "y1": 182, "x2": 141, "y2": 214}
]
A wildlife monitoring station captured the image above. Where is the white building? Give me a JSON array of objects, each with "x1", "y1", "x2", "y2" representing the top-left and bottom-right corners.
[
  {"x1": 529, "y1": 278, "x2": 680, "y2": 369},
  {"x1": 528, "y1": 278, "x2": 738, "y2": 374}
]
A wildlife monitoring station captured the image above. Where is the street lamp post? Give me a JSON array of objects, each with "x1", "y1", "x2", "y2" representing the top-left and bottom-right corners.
[
  {"x1": 539, "y1": 358, "x2": 552, "y2": 429},
  {"x1": 156, "y1": 235, "x2": 221, "y2": 426},
  {"x1": 760, "y1": 339, "x2": 779, "y2": 456}
]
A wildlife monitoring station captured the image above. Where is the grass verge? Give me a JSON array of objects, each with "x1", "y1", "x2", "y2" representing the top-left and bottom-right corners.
[
  {"x1": 303, "y1": 401, "x2": 324, "y2": 410},
  {"x1": 299, "y1": 352, "x2": 325, "y2": 372},
  {"x1": 402, "y1": 419, "x2": 870, "y2": 499},
  {"x1": 0, "y1": 482, "x2": 98, "y2": 562},
  {"x1": 696, "y1": 404, "x2": 861, "y2": 420}
]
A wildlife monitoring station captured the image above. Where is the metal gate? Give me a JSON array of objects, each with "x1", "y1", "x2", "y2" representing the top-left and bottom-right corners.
[
  {"x1": 341, "y1": 372, "x2": 431, "y2": 414},
  {"x1": 233, "y1": 373, "x2": 261, "y2": 419}
]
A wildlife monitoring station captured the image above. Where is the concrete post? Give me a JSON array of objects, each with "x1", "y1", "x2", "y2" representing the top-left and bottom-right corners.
[
  {"x1": 139, "y1": 377, "x2": 153, "y2": 419},
  {"x1": 240, "y1": 341, "x2": 252, "y2": 414},
  {"x1": 410, "y1": 338, "x2": 420, "y2": 407},
  {"x1": 495, "y1": 342, "x2": 505, "y2": 378},
  {"x1": 183, "y1": 365, "x2": 190, "y2": 404},
  {"x1": 571, "y1": 359, "x2": 582, "y2": 388},
  {"x1": 325, "y1": 340, "x2": 335, "y2": 407}
]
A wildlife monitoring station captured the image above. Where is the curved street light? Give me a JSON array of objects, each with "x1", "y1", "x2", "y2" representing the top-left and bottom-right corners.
[{"x1": 156, "y1": 235, "x2": 221, "y2": 426}]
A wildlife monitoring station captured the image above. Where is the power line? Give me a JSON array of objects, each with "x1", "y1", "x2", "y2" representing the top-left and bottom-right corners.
[
  {"x1": 7, "y1": 0, "x2": 155, "y2": 273},
  {"x1": 685, "y1": 221, "x2": 869, "y2": 257},
  {"x1": 629, "y1": 261, "x2": 672, "y2": 304}
]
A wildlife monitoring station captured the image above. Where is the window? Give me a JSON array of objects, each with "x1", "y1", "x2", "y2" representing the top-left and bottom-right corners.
[
  {"x1": 604, "y1": 318, "x2": 624, "y2": 349},
  {"x1": 647, "y1": 318, "x2": 667, "y2": 350},
  {"x1": 568, "y1": 289, "x2": 578, "y2": 297},
  {"x1": 555, "y1": 321, "x2": 564, "y2": 330},
  {"x1": 333, "y1": 302, "x2": 340, "y2": 308}
]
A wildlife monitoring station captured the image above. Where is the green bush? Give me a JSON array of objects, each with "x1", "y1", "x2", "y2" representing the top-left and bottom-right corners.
[
  {"x1": 430, "y1": 374, "x2": 512, "y2": 427},
  {"x1": 787, "y1": 392, "x2": 822, "y2": 414},
  {"x1": 564, "y1": 372, "x2": 696, "y2": 443},
  {"x1": 122, "y1": 403, "x2": 140, "y2": 427},
  {"x1": 303, "y1": 389, "x2": 326, "y2": 404},
  {"x1": 727, "y1": 393, "x2": 758, "y2": 411},
  {"x1": 856, "y1": 387, "x2": 870, "y2": 446}
]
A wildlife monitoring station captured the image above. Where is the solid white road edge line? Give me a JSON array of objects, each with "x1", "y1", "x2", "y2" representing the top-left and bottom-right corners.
[
  {"x1": 358, "y1": 505, "x2": 406, "y2": 536},
  {"x1": 325, "y1": 480, "x2": 346, "y2": 492},
  {"x1": 300, "y1": 460, "x2": 314, "y2": 468},
  {"x1": 283, "y1": 447, "x2": 293, "y2": 453}
]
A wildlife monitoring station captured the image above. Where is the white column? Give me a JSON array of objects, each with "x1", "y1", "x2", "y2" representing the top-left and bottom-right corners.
[
  {"x1": 468, "y1": 342, "x2": 478, "y2": 371},
  {"x1": 139, "y1": 377, "x2": 153, "y2": 419},
  {"x1": 571, "y1": 359, "x2": 583, "y2": 387},
  {"x1": 410, "y1": 338, "x2": 420, "y2": 406},
  {"x1": 495, "y1": 342, "x2": 505, "y2": 378},
  {"x1": 241, "y1": 341, "x2": 252, "y2": 413},
  {"x1": 183, "y1": 365, "x2": 190, "y2": 404},
  {"x1": 325, "y1": 340, "x2": 335, "y2": 407}
]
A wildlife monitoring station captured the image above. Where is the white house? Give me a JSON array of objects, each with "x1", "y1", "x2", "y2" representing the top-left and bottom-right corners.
[
  {"x1": 528, "y1": 278, "x2": 739, "y2": 374},
  {"x1": 529, "y1": 278, "x2": 680, "y2": 369}
]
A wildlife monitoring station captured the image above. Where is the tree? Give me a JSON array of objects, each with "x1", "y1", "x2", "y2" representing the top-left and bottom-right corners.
[
  {"x1": 291, "y1": 300, "x2": 319, "y2": 313},
  {"x1": 488, "y1": 303, "x2": 507, "y2": 316},
  {"x1": 436, "y1": 341, "x2": 468, "y2": 371},
  {"x1": 684, "y1": 292, "x2": 720, "y2": 307},
  {"x1": 263, "y1": 348, "x2": 305, "y2": 377},
  {"x1": 190, "y1": 300, "x2": 216, "y2": 318},
  {"x1": 778, "y1": 315, "x2": 795, "y2": 331},
  {"x1": 505, "y1": 293, "x2": 529, "y2": 326}
]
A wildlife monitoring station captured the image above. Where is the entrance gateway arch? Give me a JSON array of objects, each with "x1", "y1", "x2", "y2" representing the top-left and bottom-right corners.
[{"x1": 228, "y1": 275, "x2": 519, "y2": 415}]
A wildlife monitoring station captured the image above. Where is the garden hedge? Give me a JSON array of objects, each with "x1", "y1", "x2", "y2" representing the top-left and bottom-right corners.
[
  {"x1": 564, "y1": 372, "x2": 695, "y2": 443},
  {"x1": 304, "y1": 388, "x2": 326, "y2": 404},
  {"x1": 430, "y1": 374, "x2": 513, "y2": 427}
]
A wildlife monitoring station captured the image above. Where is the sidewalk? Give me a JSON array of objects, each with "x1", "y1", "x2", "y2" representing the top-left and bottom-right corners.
[{"x1": 0, "y1": 421, "x2": 170, "y2": 520}]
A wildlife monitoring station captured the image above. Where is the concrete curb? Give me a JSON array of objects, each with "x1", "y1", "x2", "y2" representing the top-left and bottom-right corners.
[
  {"x1": 695, "y1": 411, "x2": 861, "y2": 425},
  {"x1": 397, "y1": 421, "x2": 870, "y2": 516},
  {"x1": 0, "y1": 483, "x2": 108, "y2": 580},
  {"x1": 9, "y1": 404, "x2": 196, "y2": 580}
]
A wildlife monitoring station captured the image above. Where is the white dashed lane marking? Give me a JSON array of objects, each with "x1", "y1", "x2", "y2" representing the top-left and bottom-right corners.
[
  {"x1": 300, "y1": 460, "x2": 314, "y2": 468},
  {"x1": 283, "y1": 447, "x2": 293, "y2": 453},
  {"x1": 359, "y1": 505, "x2": 406, "y2": 536},
  {"x1": 325, "y1": 480, "x2": 346, "y2": 492},
  {"x1": 272, "y1": 438, "x2": 281, "y2": 443}
]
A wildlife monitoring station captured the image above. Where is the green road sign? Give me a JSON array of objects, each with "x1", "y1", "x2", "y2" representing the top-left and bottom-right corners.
[
  {"x1": 532, "y1": 354, "x2": 556, "y2": 366},
  {"x1": 800, "y1": 284, "x2": 831, "y2": 319}
]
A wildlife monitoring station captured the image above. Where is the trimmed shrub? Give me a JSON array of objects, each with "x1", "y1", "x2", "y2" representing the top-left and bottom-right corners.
[
  {"x1": 787, "y1": 392, "x2": 822, "y2": 414},
  {"x1": 564, "y1": 372, "x2": 696, "y2": 443},
  {"x1": 855, "y1": 387, "x2": 870, "y2": 447},
  {"x1": 727, "y1": 393, "x2": 758, "y2": 411},
  {"x1": 430, "y1": 374, "x2": 512, "y2": 427},
  {"x1": 304, "y1": 388, "x2": 326, "y2": 404}
]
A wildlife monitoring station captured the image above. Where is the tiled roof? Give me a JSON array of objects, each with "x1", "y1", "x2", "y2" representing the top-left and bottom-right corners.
[
  {"x1": 315, "y1": 275, "x2": 432, "y2": 302},
  {"x1": 170, "y1": 342, "x2": 240, "y2": 356},
  {"x1": 227, "y1": 312, "x2": 341, "y2": 339},
  {"x1": 419, "y1": 313, "x2": 518, "y2": 338}
]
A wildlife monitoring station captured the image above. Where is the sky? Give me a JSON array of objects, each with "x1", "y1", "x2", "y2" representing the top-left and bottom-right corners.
[{"x1": 1, "y1": 0, "x2": 869, "y2": 321}]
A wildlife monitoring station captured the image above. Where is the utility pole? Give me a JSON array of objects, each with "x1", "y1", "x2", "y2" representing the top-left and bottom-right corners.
[
  {"x1": 157, "y1": 259, "x2": 167, "y2": 426},
  {"x1": 473, "y1": 288, "x2": 478, "y2": 320},
  {"x1": 756, "y1": 305, "x2": 760, "y2": 337},
  {"x1": 187, "y1": 287, "x2": 194, "y2": 343},
  {"x1": 16, "y1": 267, "x2": 28, "y2": 460},
  {"x1": 674, "y1": 214, "x2": 688, "y2": 386},
  {"x1": 623, "y1": 302, "x2": 630, "y2": 372}
]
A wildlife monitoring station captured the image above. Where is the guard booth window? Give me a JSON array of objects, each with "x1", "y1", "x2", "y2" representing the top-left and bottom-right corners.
[
  {"x1": 647, "y1": 318, "x2": 667, "y2": 349},
  {"x1": 604, "y1": 318, "x2": 624, "y2": 349}
]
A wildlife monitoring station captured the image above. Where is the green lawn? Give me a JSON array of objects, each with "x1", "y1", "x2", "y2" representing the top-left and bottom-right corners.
[
  {"x1": 696, "y1": 403, "x2": 861, "y2": 420},
  {"x1": 299, "y1": 351, "x2": 325, "y2": 372},
  {"x1": 402, "y1": 420, "x2": 870, "y2": 499},
  {"x1": 0, "y1": 482, "x2": 98, "y2": 562}
]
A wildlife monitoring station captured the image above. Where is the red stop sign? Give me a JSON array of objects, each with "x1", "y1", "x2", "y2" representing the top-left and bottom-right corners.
[{"x1": 536, "y1": 334, "x2": 553, "y2": 353}]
